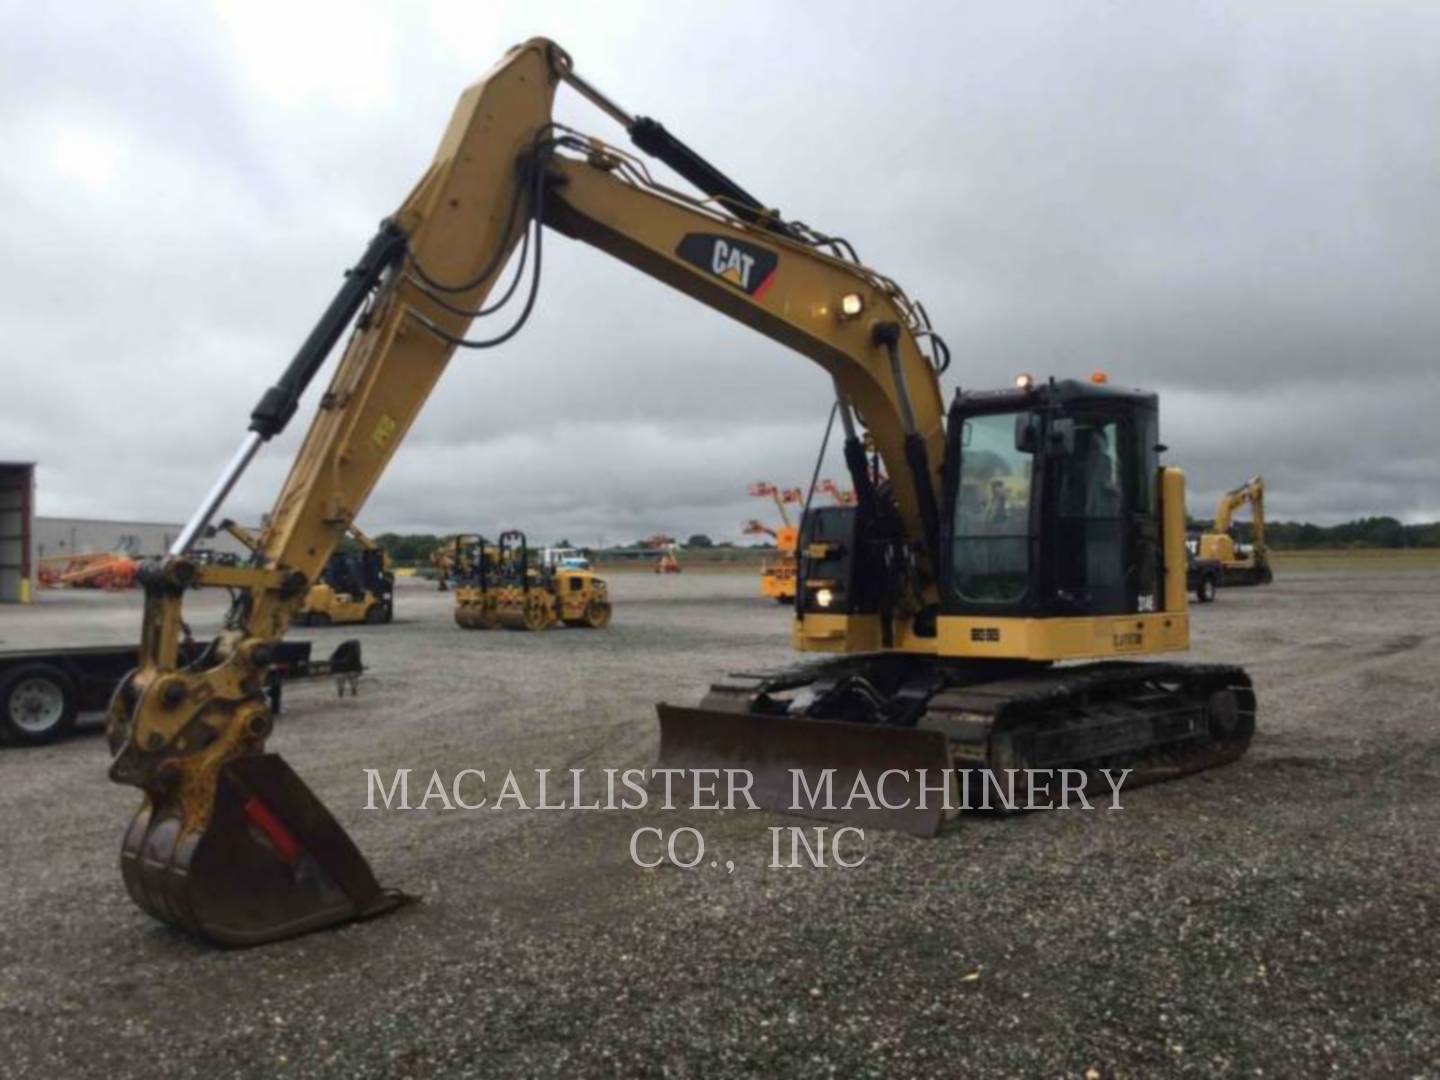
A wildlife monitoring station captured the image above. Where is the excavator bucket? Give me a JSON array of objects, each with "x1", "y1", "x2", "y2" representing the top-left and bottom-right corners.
[
  {"x1": 120, "y1": 753, "x2": 410, "y2": 947},
  {"x1": 655, "y1": 704, "x2": 954, "y2": 837}
]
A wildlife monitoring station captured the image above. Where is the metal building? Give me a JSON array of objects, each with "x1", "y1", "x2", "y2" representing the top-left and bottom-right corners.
[
  {"x1": 34, "y1": 517, "x2": 254, "y2": 562},
  {"x1": 0, "y1": 462, "x2": 36, "y2": 602}
]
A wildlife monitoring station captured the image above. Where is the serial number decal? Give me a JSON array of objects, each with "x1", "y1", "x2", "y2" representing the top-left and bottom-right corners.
[{"x1": 369, "y1": 413, "x2": 398, "y2": 454}]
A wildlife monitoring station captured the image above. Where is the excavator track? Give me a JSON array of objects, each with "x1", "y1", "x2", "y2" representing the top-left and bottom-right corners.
[
  {"x1": 917, "y1": 660, "x2": 1255, "y2": 783},
  {"x1": 657, "y1": 658, "x2": 1254, "y2": 836}
]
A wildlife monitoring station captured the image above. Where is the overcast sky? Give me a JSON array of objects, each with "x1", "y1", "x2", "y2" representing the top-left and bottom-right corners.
[{"x1": 3, "y1": 0, "x2": 1436, "y2": 543}]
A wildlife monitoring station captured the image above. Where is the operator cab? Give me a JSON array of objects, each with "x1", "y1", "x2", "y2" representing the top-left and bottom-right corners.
[
  {"x1": 795, "y1": 377, "x2": 1167, "y2": 625},
  {"x1": 943, "y1": 377, "x2": 1162, "y2": 619}
]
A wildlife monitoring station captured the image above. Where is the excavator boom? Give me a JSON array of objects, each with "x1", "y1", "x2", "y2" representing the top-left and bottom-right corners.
[{"x1": 105, "y1": 39, "x2": 949, "y2": 946}]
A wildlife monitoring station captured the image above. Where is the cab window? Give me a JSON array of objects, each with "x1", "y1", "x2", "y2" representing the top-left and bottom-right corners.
[
  {"x1": 1055, "y1": 417, "x2": 1127, "y2": 613},
  {"x1": 952, "y1": 411, "x2": 1033, "y2": 605}
]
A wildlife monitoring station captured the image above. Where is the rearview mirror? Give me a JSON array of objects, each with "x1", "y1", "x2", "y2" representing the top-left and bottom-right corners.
[{"x1": 1013, "y1": 414, "x2": 1040, "y2": 454}]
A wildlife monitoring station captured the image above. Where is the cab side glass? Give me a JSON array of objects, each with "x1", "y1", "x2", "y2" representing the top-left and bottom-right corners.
[{"x1": 952, "y1": 411, "x2": 1034, "y2": 606}]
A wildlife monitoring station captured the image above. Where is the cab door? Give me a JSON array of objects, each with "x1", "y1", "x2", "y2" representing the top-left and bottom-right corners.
[
  {"x1": 1051, "y1": 410, "x2": 1158, "y2": 616},
  {"x1": 1125, "y1": 409, "x2": 1162, "y2": 613}
]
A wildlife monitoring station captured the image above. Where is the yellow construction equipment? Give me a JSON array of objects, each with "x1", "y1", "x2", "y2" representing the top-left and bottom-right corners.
[
  {"x1": 1198, "y1": 476, "x2": 1273, "y2": 586},
  {"x1": 429, "y1": 538, "x2": 458, "y2": 590},
  {"x1": 745, "y1": 482, "x2": 802, "y2": 603},
  {"x1": 743, "y1": 518, "x2": 798, "y2": 602},
  {"x1": 453, "y1": 530, "x2": 610, "y2": 630},
  {"x1": 297, "y1": 524, "x2": 395, "y2": 626},
  {"x1": 746, "y1": 481, "x2": 858, "y2": 602},
  {"x1": 106, "y1": 40, "x2": 1255, "y2": 946},
  {"x1": 449, "y1": 535, "x2": 494, "y2": 625},
  {"x1": 432, "y1": 533, "x2": 486, "y2": 591}
]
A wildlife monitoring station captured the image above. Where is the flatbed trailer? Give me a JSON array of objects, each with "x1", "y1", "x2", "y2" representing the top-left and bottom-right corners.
[{"x1": 0, "y1": 639, "x2": 363, "y2": 746}]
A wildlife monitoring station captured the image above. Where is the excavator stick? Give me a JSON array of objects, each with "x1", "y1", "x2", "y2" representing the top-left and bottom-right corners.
[
  {"x1": 655, "y1": 704, "x2": 954, "y2": 837},
  {"x1": 119, "y1": 754, "x2": 410, "y2": 947}
]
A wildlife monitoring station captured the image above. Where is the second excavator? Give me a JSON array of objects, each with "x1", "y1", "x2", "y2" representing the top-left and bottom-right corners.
[
  {"x1": 1199, "y1": 475, "x2": 1273, "y2": 587},
  {"x1": 105, "y1": 39, "x2": 1256, "y2": 947}
]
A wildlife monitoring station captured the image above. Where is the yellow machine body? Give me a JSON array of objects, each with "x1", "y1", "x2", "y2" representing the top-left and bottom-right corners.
[
  {"x1": 297, "y1": 584, "x2": 373, "y2": 626},
  {"x1": 297, "y1": 524, "x2": 394, "y2": 626},
  {"x1": 485, "y1": 568, "x2": 611, "y2": 631}
]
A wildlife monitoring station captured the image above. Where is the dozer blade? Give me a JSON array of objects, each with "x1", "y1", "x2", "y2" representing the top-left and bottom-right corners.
[
  {"x1": 120, "y1": 753, "x2": 410, "y2": 947},
  {"x1": 656, "y1": 704, "x2": 953, "y2": 837}
]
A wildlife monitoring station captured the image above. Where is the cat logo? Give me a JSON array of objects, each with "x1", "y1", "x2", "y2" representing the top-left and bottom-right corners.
[
  {"x1": 1112, "y1": 631, "x2": 1144, "y2": 649},
  {"x1": 970, "y1": 626, "x2": 1001, "y2": 643},
  {"x1": 676, "y1": 233, "x2": 778, "y2": 298}
]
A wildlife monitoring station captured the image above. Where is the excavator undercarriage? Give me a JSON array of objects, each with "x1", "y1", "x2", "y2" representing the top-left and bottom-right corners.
[{"x1": 659, "y1": 656, "x2": 1254, "y2": 836}]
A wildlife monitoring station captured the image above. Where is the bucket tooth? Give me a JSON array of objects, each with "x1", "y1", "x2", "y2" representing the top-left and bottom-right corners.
[{"x1": 120, "y1": 753, "x2": 410, "y2": 947}]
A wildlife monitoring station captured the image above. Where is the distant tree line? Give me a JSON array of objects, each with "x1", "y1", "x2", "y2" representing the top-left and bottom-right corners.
[
  {"x1": 361, "y1": 532, "x2": 773, "y2": 566},
  {"x1": 371, "y1": 534, "x2": 445, "y2": 564},
  {"x1": 364, "y1": 517, "x2": 1439, "y2": 564},
  {"x1": 1192, "y1": 516, "x2": 1440, "y2": 550}
]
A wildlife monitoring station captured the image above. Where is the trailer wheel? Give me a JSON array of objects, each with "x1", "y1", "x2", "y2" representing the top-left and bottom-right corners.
[
  {"x1": 0, "y1": 663, "x2": 78, "y2": 746},
  {"x1": 1196, "y1": 575, "x2": 1217, "y2": 604}
]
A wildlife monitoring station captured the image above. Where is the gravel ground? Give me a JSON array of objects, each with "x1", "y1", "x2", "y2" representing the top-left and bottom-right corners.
[{"x1": 1, "y1": 568, "x2": 1437, "y2": 1078}]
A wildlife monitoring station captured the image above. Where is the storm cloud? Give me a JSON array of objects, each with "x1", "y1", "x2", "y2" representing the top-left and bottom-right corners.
[{"x1": 3, "y1": 0, "x2": 1436, "y2": 543}]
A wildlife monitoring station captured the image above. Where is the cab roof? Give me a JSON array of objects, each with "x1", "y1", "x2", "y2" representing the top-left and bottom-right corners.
[{"x1": 952, "y1": 377, "x2": 1157, "y2": 414}]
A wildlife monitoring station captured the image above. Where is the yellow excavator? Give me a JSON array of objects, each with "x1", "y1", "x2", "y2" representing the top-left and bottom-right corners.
[
  {"x1": 105, "y1": 39, "x2": 1256, "y2": 947},
  {"x1": 453, "y1": 530, "x2": 610, "y2": 630},
  {"x1": 1198, "y1": 476, "x2": 1273, "y2": 586}
]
